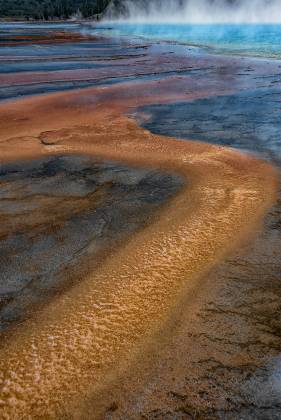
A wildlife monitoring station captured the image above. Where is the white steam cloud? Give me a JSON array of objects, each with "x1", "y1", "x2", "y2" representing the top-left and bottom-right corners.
[{"x1": 104, "y1": 0, "x2": 281, "y2": 23}]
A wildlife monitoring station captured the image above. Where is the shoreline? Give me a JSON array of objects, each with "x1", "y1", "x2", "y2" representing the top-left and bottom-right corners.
[
  {"x1": 0, "y1": 83, "x2": 278, "y2": 417},
  {"x1": 3, "y1": 20, "x2": 281, "y2": 63}
]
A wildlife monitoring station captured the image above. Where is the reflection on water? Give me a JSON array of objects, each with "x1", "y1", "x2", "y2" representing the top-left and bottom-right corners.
[{"x1": 140, "y1": 87, "x2": 281, "y2": 165}]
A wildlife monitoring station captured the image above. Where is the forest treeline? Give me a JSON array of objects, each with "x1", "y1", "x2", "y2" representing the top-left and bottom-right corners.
[
  {"x1": 0, "y1": 0, "x2": 111, "y2": 20},
  {"x1": 0, "y1": 0, "x2": 236, "y2": 21}
]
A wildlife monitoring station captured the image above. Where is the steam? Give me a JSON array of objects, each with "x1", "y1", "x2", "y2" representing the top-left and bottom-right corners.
[{"x1": 104, "y1": 0, "x2": 281, "y2": 23}]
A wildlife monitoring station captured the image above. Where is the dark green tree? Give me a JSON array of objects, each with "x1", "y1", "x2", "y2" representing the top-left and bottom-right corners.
[{"x1": 0, "y1": 0, "x2": 111, "y2": 19}]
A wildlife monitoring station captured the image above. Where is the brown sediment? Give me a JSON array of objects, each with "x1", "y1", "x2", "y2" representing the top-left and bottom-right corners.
[
  {"x1": 82, "y1": 196, "x2": 281, "y2": 419},
  {"x1": 0, "y1": 77, "x2": 232, "y2": 152},
  {"x1": 0, "y1": 31, "x2": 97, "y2": 47},
  {"x1": 0, "y1": 82, "x2": 278, "y2": 418}
]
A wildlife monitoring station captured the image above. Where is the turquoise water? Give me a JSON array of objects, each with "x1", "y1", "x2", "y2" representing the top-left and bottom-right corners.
[{"x1": 94, "y1": 23, "x2": 281, "y2": 58}]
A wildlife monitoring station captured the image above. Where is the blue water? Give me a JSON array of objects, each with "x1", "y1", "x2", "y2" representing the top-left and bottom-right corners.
[{"x1": 94, "y1": 23, "x2": 281, "y2": 58}]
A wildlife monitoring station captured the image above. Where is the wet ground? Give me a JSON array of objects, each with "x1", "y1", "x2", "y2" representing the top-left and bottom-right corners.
[
  {"x1": 124, "y1": 34, "x2": 281, "y2": 420},
  {"x1": 1, "y1": 22, "x2": 281, "y2": 419},
  {"x1": 139, "y1": 87, "x2": 281, "y2": 165},
  {"x1": 102, "y1": 192, "x2": 281, "y2": 420},
  {"x1": 0, "y1": 154, "x2": 182, "y2": 331},
  {"x1": 0, "y1": 23, "x2": 281, "y2": 102}
]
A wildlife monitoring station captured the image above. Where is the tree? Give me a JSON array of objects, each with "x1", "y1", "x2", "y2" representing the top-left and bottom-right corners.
[{"x1": 0, "y1": 0, "x2": 111, "y2": 19}]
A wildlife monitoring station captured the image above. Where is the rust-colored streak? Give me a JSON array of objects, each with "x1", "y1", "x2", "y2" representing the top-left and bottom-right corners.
[{"x1": 0, "y1": 31, "x2": 98, "y2": 47}]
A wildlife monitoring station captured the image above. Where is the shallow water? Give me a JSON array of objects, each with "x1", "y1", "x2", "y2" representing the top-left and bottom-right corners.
[
  {"x1": 0, "y1": 155, "x2": 182, "y2": 331},
  {"x1": 139, "y1": 87, "x2": 281, "y2": 165},
  {"x1": 94, "y1": 23, "x2": 281, "y2": 59}
]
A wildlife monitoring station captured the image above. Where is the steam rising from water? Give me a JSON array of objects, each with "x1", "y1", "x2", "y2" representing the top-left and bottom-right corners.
[{"x1": 105, "y1": 0, "x2": 281, "y2": 23}]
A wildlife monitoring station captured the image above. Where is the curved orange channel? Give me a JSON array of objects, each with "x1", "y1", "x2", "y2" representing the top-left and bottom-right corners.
[{"x1": 0, "y1": 80, "x2": 278, "y2": 418}]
